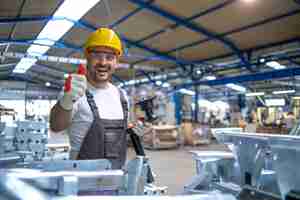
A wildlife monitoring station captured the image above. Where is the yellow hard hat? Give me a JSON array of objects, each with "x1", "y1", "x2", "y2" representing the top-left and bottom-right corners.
[{"x1": 84, "y1": 28, "x2": 123, "y2": 56}]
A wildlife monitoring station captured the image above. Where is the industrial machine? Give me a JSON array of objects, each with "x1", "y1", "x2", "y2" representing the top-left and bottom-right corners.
[
  {"x1": 136, "y1": 95, "x2": 181, "y2": 150},
  {"x1": 185, "y1": 128, "x2": 300, "y2": 200},
  {"x1": 0, "y1": 120, "x2": 238, "y2": 199},
  {"x1": 1, "y1": 119, "x2": 299, "y2": 199},
  {"x1": 0, "y1": 119, "x2": 164, "y2": 195},
  {"x1": 0, "y1": 120, "x2": 48, "y2": 167}
]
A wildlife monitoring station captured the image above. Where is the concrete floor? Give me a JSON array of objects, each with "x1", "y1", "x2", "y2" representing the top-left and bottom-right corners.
[
  {"x1": 49, "y1": 134, "x2": 228, "y2": 195},
  {"x1": 128, "y1": 144, "x2": 228, "y2": 195}
]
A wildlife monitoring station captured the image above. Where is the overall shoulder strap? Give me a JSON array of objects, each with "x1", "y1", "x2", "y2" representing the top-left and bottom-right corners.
[
  {"x1": 85, "y1": 90, "x2": 100, "y2": 119},
  {"x1": 118, "y1": 88, "x2": 128, "y2": 123}
]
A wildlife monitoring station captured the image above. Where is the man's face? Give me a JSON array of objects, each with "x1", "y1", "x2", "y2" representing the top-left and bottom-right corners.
[{"x1": 86, "y1": 46, "x2": 118, "y2": 85}]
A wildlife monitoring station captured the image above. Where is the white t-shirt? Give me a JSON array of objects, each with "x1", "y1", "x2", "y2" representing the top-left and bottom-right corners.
[{"x1": 66, "y1": 82, "x2": 127, "y2": 153}]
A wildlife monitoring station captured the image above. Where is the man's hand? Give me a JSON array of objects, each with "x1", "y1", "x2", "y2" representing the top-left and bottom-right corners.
[{"x1": 59, "y1": 74, "x2": 87, "y2": 110}]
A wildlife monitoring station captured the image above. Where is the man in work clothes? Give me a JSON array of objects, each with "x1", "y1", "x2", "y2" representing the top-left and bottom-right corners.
[{"x1": 50, "y1": 28, "x2": 128, "y2": 169}]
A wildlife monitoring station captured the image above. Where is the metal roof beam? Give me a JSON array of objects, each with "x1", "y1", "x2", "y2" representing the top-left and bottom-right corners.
[
  {"x1": 167, "y1": 9, "x2": 300, "y2": 54},
  {"x1": 135, "y1": 0, "x2": 236, "y2": 44},
  {"x1": 29, "y1": 69, "x2": 64, "y2": 83},
  {"x1": 34, "y1": 64, "x2": 68, "y2": 76},
  {"x1": 200, "y1": 37, "x2": 300, "y2": 63},
  {"x1": 126, "y1": 52, "x2": 300, "y2": 87},
  {"x1": 0, "y1": 38, "x2": 82, "y2": 52},
  {"x1": 66, "y1": 0, "x2": 155, "y2": 59},
  {"x1": 128, "y1": 0, "x2": 249, "y2": 69},
  {"x1": 1, "y1": 0, "x2": 26, "y2": 63},
  {"x1": 109, "y1": 0, "x2": 155, "y2": 28},
  {"x1": 78, "y1": 20, "x2": 191, "y2": 70},
  {"x1": 289, "y1": 59, "x2": 300, "y2": 66},
  {"x1": 0, "y1": 16, "x2": 193, "y2": 70},
  {"x1": 175, "y1": 66, "x2": 300, "y2": 90},
  {"x1": 5, "y1": 75, "x2": 41, "y2": 85},
  {"x1": 0, "y1": 16, "x2": 51, "y2": 24}
]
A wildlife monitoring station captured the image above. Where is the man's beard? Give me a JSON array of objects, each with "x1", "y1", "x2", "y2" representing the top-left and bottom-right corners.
[{"x1": 89, "y1": 64, "x2": 112, "y2": 83}]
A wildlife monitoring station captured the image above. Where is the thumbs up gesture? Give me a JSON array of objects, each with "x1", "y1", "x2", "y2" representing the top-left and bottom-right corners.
[{"x1": 59, "y1": 64, "x2": 87, "y2": 110}]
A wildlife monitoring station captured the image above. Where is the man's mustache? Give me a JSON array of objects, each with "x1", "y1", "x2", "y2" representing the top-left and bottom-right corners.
[{"x1": 94, "y1": 64, "x2": 111, "y2": 71}]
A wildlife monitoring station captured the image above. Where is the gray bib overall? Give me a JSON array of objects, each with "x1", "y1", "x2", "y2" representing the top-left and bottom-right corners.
[{"x1": 76, "y1": 90, "x2": 128, "y2": 169}]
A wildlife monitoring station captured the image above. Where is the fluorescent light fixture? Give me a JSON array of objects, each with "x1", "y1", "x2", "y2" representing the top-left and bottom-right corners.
[
  {"x1": 155, "y1": 81, "x2": 162, "y2": 86},
  {"x1": 162, "y1": 82, "x2": 170, "y2": 88},
  {"x1": 27, "y1": 44, "x2": 51, "y2": 56},
  {"x1": 45, "y1": 82, "x2": 51, "y2": 87},
  {"x1": 140, "y1": 78, "x2": 148, "y2": 83},
  {"x1": 205, "y1": 76, "x2": 216, "y2": 80},
  {"x1": 226, "y1": 83, "x2": 246, "y2": 93},
  {"x1": 259, "y1": 58, "x2": 266, "y2": 63},
  {"x1": 293, "y1": 96, "x2": 300, "y2": 100},
  {"x1": 13, "y1": 58, "x2": 37, "y2": 73},
  {"x1": 13, "y1": 0, "x2": 101, "y2": 73},
  {"x1": 179, "y1": 88, "x2": 195, "y2": 96},
  {"x1": 245, "y1": 92, "x2": 265, "y2": 97},
  {"x1": 265, "y1": 99, "x2": 285, "y2": 107},
  {"x1": 127, "y1": 80, "x2": 136, "y2": 85},
  {"x1": 54, "y1": 0, "x2": 100, "y2": 21},
  {"x1": 266, "y1": 61, "x2": 286, "y2": 70},
  {"x1": 272, "y1": 90, "x2": 295, "y2": 95}
]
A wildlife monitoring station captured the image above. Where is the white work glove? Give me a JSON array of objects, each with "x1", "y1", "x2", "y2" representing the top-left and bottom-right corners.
[{"x1": 59, "y1": 74, "x2": 87, "y2": 110}]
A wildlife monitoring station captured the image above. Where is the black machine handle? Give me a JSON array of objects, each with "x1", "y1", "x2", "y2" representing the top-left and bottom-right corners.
[{"x1": 127, "y1": 128, "x2": 154, "y2": 183}]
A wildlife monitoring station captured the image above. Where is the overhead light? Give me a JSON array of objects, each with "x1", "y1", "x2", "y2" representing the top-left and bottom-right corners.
[
  {"x1": 155, "y1": 81, "x2": 162, "y2": 86},
  {"x1": 259, "y1": 58, "x2": 266, "y2": 63},
  {"x1": 265, "y1": 99, "x2": 286, "y2": 107},
  {"x1": 179, "y1": 88, "x2": 195, "y2": 96},
  {"x1": 266, "y1": 61, "x2": 286, "y2": 70},
  {"x1": 293, "y1": 96, "x2": 300, "y2": 100},
  {"x1": 140, "y1": 78, "x2": 148, "y2": 83},
  {"x1": 226, "y1": 83, "x2": 246, "y2": 93},
  {"x1": 245, "y1": 92, "x2": 265, "y2": 97},
  {"x1": 127, "y1": 80, "x2": 136, "y2": 85},
  {"x1": 162, "y1": 82, "x2": 170, "y2": 88},
  {"x1": 196, "y1": 70, "x2": 202, "y2": 75},
  {"x1": 13, "y1": 58, "x2": 37, "y2": 73},
  {"x1": 13, "y1": 0, "x2": 101, "y2": 73},
  {"x1": 45, "y1": 82, "x2": 51, "y2": 87},
  {"x1": 205, "y1": 76, "x2": 216, "y2": 80},
  {"x1": 272, "y1": 90, "x2": 295, "y2": 94}
]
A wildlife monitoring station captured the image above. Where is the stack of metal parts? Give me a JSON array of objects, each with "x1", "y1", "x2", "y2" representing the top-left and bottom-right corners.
[
  {"x1": 0, "y1": 155, "x2": 238, "y2": 199},
  {"x1": 14, "y1": 121, "x2": 48, "y2": 161},
  {"x1": 0, "y1": 122, "x2": 239, "y2": 199},
  {"x1": 185, "y1": 128, "x2": 300, "y2": 200},
  {"x1": 0, "y1": 120, "x2": 48, "y2": 167},
  {"x1": 0, "y1": 157, "x2": 148, "y2": 196}
]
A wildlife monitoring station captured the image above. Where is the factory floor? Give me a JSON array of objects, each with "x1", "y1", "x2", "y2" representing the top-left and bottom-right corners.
[
  {"x1": 127, "y1": 143, "x2": 228, "y2": 195},
  {"x1": 49, "y1": 134, "x2": 228, "y2": 195}
]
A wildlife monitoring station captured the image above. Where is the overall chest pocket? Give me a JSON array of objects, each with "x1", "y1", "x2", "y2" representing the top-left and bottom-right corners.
[{"x1": 104, "y1": 131, "x2": 122, "y2": 158}]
